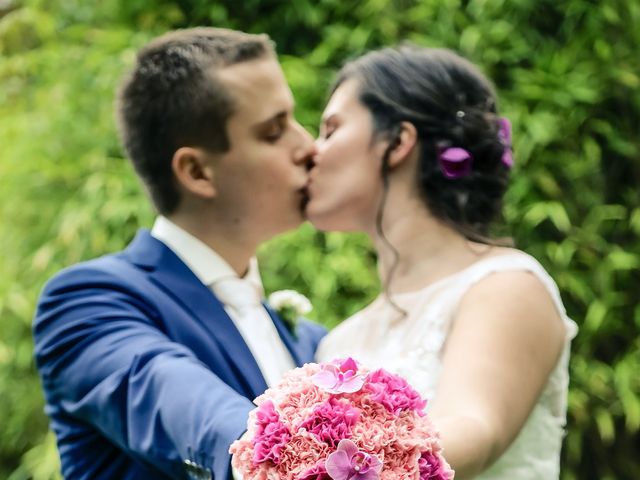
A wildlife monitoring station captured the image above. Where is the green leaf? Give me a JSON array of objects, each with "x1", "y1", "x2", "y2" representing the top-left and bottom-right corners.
[
  {"x1": 595, "y1": 408, "x2": 616, "y2": 443},
  {"x1": 606, "y1": 250, "x2": 640, "y2": 271}
]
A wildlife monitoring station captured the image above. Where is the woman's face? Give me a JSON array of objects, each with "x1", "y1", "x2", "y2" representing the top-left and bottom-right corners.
[{"x1": 306, "y1": 79, "x2": 388, "y2": 232}]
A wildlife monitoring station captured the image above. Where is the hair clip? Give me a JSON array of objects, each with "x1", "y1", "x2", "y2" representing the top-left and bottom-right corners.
[
  {"x1": 497, "y1": 117, "x2": 513, "y2": 168},
  {"x1": 439, "y1": 147, "x2": 473, "y2": 179}
]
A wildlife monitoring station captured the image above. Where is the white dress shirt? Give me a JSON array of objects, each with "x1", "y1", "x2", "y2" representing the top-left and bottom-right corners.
[{"x1": 151, "y1": 216, "x2": 295, "y2": 387}]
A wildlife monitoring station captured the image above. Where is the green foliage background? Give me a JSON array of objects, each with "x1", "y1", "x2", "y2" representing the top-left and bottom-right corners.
[{"x1": 1, "y1": 0, "x2": 638, "y2": 478}]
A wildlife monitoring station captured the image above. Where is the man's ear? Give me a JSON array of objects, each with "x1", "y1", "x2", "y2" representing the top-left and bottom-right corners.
[
  {"x1": 387, "y1": 121, "x2": 418, "y2": 169},
  {"x1": 171, "y1": 147, "x2": 217, "y2": 199}
]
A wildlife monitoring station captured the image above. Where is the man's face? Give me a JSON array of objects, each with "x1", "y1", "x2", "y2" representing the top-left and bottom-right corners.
[{"x1": 210, "y1": 57, "x2": 315, "y2": 241}]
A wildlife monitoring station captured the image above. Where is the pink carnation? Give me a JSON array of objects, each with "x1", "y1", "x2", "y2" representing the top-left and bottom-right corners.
[
  {"x1": 252, "y1": 400, "x2": 291, "y2": 465},
  {"x1": 365, "y1": 369, "x2": 427, "y2": 416},
  {"x1": 299, "y1": 462, "x2": 332, "y2": 480},
  {"x1": 300, "y1": 398, "x2": 360, "y2": 448},
  {"x1": 275, "y1": 433, "x2": 331, "y2": 479},
  {"x1": 419, "y1": 451, "x2": 455, "y2": 480}
]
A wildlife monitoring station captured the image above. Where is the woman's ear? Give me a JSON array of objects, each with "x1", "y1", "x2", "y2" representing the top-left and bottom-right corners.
[
  {"x1": 387, "y1": 121, "x2": 418, "y2": 169},
  {"x1": 171, "y1": 147, "x2": 217, "y2": 199}
]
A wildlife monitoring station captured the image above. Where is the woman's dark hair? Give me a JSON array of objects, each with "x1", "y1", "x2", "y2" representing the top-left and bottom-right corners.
[{"x1": 333, "y1": 45, "x2": 511, "y2": 242}]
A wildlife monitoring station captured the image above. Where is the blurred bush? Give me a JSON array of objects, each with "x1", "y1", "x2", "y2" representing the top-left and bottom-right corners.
[{"x1": 1, "y1": 0, "x2": 638, "y2": 478}]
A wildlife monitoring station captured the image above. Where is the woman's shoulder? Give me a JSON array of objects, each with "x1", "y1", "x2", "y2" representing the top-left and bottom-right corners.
[
  {"x1": 457, "y1": 247, "x2": 577, "y2": 339},
  {"x1": 468, "y1": 246, "x2": 544, "y2": 268},
  {"x1": 459, "y1": 247, "x2": 557, "y2": 291}
]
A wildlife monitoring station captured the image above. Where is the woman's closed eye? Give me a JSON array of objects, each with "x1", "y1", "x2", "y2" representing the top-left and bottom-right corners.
[{"x1": 320, "y1": 120, "x2": 337, "y2": 140}]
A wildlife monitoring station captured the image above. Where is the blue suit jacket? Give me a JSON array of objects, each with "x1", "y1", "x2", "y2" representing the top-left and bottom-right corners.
[{"x1": 33, "y1": 230, "x2": 326, "y2": 480}]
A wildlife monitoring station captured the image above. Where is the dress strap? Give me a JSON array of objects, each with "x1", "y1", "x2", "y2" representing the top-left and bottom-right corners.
[{"x1": 458, "y1": 253, "x2": 578, "y2": 339}]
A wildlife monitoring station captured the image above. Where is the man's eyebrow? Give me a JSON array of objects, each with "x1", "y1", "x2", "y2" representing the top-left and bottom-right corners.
[{"x1": 252, "y1": 111, "x2": 288, "y2": 131}]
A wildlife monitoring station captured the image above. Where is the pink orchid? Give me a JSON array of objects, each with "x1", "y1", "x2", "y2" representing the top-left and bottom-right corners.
[
  {"x1": 313, "y1": 358, "x2": 366, "y2": 394},
  {"x1": 325, "y1": 439, "x2": 382, "y2": 480}
]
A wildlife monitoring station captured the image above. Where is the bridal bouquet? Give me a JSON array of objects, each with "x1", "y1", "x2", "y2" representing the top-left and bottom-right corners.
[{"x1": 230, "y1": 357, "x2": 454, "y2": 480}]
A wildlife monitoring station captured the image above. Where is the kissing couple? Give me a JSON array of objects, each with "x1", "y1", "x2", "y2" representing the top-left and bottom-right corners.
[{"x1": 33, "y1": 27, "x2": 576, "y2": 480}]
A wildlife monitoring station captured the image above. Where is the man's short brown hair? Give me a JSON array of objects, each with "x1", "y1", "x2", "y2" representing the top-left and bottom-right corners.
[{"x1": 116, "y1": 27, "x2": 275, "y2": 214}]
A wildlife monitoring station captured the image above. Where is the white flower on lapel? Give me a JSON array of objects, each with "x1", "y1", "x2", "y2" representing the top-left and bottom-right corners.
[{"x1": 267, "y1": 290, "x2": 312, "y2": 336}]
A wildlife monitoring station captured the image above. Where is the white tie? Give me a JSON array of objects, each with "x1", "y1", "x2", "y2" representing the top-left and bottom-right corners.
[
  {"x1": 212, "y1": 277, "x2": 262, "y2": 316},
  {"x1": 211, "y1": 277, "x2": 295, "y2": 387}
]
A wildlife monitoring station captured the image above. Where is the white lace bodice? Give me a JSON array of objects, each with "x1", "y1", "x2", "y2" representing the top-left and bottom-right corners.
[{"x1": 317, "y1": 252, "x2": 577, "y2": 479}]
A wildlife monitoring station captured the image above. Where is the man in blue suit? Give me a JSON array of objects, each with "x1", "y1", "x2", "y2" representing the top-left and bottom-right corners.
[{"x1": 33, "y1": 27, "x2": 325, "y2": 480}]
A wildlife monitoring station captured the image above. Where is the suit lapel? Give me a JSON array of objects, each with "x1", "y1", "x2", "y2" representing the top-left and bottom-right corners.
[
  {"x1": 123, "y1": 230, "x2": 268, "y2": 398},
  {"x1": 263, "y1": 302, "x2": 306, "y2": 367}
]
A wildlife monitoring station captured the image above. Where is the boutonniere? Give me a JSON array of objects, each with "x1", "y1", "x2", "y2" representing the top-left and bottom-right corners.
[{"x1": 267, "y1": 290, "x2": 312, "y2": 337}]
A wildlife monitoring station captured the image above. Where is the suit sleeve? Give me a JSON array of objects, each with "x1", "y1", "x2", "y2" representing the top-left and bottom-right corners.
[{"x1": 33, "y1": 266, "x2": 253, "y2": 479}]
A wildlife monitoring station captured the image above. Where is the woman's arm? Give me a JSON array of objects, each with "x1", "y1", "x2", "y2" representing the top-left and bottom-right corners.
[{"x1": 428, "y1": 270, "x2": 566, "y2": 479}]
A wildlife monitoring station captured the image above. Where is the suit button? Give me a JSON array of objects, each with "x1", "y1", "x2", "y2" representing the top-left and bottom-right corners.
[{"x1": 183, "y1": 459, "x2": 197, "y2": 477}]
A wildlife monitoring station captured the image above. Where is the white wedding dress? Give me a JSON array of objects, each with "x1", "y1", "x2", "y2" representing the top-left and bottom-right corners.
[{"x1": 317, "y1": 253, "x2": 578, "y2": 479}]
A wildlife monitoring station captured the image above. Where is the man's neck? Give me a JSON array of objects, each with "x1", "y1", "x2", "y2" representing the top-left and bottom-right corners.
[{"x1": 166, "y1": 212, "x2": 258, "y2": 277}]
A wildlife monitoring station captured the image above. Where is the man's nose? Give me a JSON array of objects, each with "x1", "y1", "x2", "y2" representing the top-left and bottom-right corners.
[{"x1": 293, "y1": 123, "x2": 317, "y2": 165}]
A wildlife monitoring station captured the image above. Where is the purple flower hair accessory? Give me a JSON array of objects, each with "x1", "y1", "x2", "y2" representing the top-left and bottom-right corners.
[
  {"x1": 497, "y1": 117, "x2": 513, "y2": 168},
  {"x1": 438, "y1": 147, "x2": 473, "y2": 179}
]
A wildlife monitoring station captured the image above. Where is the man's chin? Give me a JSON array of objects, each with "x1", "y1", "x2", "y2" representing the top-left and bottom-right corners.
[{"x1": 272, "y1": 214, "x2": 306, "y2": 237}]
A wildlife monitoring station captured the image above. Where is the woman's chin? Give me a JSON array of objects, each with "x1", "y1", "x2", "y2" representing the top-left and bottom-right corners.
[
  {"x1": 305, "y1": 213, "x2": 330, "y2": 232},
  {"x1": 305, "y1": 205, "x2": 359, "y2": 233},
  {"x1": 305, "y1": 202, "x2": 338, "y2": 232}
]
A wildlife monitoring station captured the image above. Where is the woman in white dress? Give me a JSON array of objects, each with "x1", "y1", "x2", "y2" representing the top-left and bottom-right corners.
[{"x1": 308, "y1": 46, "x2": 577, "y2": 479}]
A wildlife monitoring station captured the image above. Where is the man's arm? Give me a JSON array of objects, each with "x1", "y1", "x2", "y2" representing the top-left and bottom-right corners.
[{"x1": 34, "y1": 267, "x2": 253, "y2": 479}]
